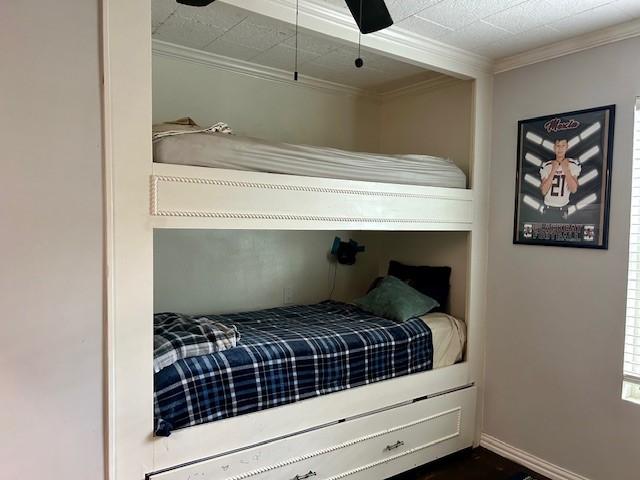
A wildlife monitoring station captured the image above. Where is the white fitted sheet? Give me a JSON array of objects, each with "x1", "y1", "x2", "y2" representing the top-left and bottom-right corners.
[
  {"x1": 420, "y1": 312, "x2": 466, "y2": 369},
  {"x1": 153, "y1": 132, "x2": 466, "y2": 188}
]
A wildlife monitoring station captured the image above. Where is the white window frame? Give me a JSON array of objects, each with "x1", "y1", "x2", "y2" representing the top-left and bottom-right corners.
[{"x1": 623, "y1": 97, "x2": 640, "y2": 404}]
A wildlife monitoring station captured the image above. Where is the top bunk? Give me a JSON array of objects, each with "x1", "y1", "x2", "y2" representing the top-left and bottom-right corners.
[
  {"x1": 151, "y1": 159, "x2": 474, "y2": 231},
  {"x1": 150, "y1": 1, "x2": 476, "y2": 231}
]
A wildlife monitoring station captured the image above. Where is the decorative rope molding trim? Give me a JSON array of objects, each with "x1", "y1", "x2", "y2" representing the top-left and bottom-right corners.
[
  {"x1": 150, "y1": 175, "x2": 159, "y2": 215},
  {"x1": 222, "y1": 408, "x2": 461, "y2": 480},
  {"x1": 150, "y1": 175, "x2": 472, "y2": 223},
  {"x1": 152, "y1": 175, "x2": 464, "y2": 200},
  {"x1": 154, "y1": 210, "x2": 469, "y2": 224},
  {"x1": 324, "y1": 432, "x2": 461, "y2": 480}
]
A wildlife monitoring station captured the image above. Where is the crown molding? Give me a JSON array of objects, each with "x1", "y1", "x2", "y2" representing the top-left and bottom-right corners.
[
  {"x1": 276, "y1": 0, "x2": 492, "y2": 75},
  {"x1": 153, "y1": 40, "x2": 465, "y2": 101},
  {"x1": 220, "y1": 0, "x2": 492, "y2": 79},
  {"x1": 495, "y1": 17, "x2": 640, "y2": 74},
  {"x1": 152, "y1": 40, "x2": 370, "y2": 98},
  {"x1": 378, "y1": 75, "x2": 464, "y2": 101}
]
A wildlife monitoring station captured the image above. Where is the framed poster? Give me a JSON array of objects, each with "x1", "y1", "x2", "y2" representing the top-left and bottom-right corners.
[{"x1": 513, "y1": 105, "x2": 615, "y2": 249}]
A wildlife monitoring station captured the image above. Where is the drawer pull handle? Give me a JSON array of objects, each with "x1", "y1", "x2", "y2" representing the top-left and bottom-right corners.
[
  {"x1": 292, "y1": 471, "x2": 317, "y2": 480},
  {"x1": 385, "y1": 440, "x2": 405, "y2": 451}
]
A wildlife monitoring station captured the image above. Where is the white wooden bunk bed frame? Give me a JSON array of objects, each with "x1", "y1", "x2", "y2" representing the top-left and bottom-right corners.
[{"x1": 103, "y1": 1, "x2": 493, "y2": 479}]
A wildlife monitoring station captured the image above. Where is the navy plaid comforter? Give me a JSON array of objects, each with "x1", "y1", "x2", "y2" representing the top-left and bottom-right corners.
[{"x1": 154, "y1": 301, "x2": 433, "y2": 436}]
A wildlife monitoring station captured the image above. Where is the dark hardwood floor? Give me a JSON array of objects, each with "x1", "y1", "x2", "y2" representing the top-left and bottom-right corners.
[{"x1": 389, "y1": 447, "x2": 550, "y2": 480}]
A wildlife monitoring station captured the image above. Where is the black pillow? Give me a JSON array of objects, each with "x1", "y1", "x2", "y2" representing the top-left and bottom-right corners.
[{"x1": 387, "y1": 261, "x2": 451, "y2": 312}]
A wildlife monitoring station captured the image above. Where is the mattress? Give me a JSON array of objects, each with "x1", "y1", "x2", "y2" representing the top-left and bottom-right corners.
[
  {"x1": 421, "y1": 312, "x2": 466, "y2": 369},
  {"x1": 153, "y1": 132, "x2": 467, "y2": 188},
  {"x1": 153, "y1": 301, "x2": 466, "y2": 436}
]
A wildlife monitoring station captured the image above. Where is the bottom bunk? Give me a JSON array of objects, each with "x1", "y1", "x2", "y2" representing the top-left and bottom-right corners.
[{"x1": 149, "y1": 229, "x2": 476, "y2": 478}]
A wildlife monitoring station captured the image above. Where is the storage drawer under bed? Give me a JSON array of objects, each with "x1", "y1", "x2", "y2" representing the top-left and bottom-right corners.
[{"x1": 148, "y1": 386, "x2": 476, "y2": 480}]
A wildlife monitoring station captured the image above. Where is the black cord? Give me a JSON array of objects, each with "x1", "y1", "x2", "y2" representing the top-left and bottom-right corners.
[
  {"x1": 358, "y1": 0, "x2": 362, "y2": 57},
  {"x1": 355, "y1": 0, "x2": 364, "y2": 68},
  {"x1": 329, "y1": 262, "x2": 338, "y2": 299},
  {"x1": 294, "y1": 0, "x2": 299, "y2": 81}
]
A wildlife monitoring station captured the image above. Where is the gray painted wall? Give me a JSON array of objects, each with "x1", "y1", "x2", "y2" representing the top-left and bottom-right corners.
[
  {"x1": 11, "y1": 3, "x2": 640, "y2": 478},
  {"x1": 485, "y1": 37, "x2": 640, "y2": 480},
  {"x1": 380, "y1": 80, "x2": 473, "y2": 182},
  {"x1": 154, "y1": 230, "x2": 378, "y2": 314},
  {"x1": 0, "y1": 1, "x2": 104, "y2": 479},
  {"x1": 153, "y1": 54, "x2": 382, "y2": 152},
  {"x1": 154, "y1": 230, "x2": 468, "y2": 318}
]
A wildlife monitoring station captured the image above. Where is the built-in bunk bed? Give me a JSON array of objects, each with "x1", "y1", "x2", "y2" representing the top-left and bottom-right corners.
[
  {"x1": 148, "y1": 130, "x2": 475, "y2": 480},
  {"x1": 104, "y1": 2, "x2": 492, "y2": 480}
]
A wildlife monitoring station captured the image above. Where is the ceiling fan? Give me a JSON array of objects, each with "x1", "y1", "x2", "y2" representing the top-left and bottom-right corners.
[{"x1": 176, "y1": 0, "x2": 393, "y2": 34}]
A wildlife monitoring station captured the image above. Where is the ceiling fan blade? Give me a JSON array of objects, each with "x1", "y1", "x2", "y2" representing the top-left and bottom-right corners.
[
  {"x1": 344, "y1": 0, "x2": 393, "y2": 34},
  {"x1": 176, "y1": 0, "x2": 216, "y2": 6},
  {"x1": 174, "y1": 0, "x2": 393, "y2": 34}
]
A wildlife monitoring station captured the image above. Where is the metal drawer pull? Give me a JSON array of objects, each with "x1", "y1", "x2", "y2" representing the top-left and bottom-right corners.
[
  {"x1": 292, "y1": 471, "x2": 317, "y2": 480},
  {"x1": 385, "y1": 440, "x2": 405, "y2": 451}
]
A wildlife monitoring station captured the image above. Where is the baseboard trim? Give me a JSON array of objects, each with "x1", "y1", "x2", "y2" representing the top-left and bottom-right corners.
[{"x1": 480, "y1": 434, "x2": 591, "y2": 480}]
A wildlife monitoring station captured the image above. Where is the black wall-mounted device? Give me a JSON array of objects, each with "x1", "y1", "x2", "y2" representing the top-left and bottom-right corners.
[{"x1": 330, "y1": 237, "x2": 365, "y2": 265}]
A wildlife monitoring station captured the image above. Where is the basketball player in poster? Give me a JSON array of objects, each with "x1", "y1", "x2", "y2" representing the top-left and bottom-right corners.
[{"x1": 539, "y1": 138, "x2": 581, "y2": 221}]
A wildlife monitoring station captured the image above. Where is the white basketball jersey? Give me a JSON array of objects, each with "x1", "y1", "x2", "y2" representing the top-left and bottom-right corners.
[{"x1": 539, "y1": 159, "x2": 581, "y2": 207}]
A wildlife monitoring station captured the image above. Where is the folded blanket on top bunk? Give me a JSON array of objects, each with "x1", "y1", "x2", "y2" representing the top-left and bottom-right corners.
[
  {"x1": 153, "y1": 301, "x2": 433, "y2": 436},
  {"x1": 152, "y1": 121, "x2": 466, "y2": 188},
  {"x1": 153, "y1": 312, "x2": 239, "y2": 373}
]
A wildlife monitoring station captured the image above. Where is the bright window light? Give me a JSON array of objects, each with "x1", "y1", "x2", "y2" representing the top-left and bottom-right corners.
[{"x1": 623, "y1": 98, "x2": 640, "y2": 404}]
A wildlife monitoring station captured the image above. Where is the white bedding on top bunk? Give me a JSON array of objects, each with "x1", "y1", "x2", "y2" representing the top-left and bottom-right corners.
[
  {"x1": 153, "y1": 132, "x2": 467, "y2": 188},
  {"x1": 420, "y1": 312, "x2": 467, "y2": 368}
]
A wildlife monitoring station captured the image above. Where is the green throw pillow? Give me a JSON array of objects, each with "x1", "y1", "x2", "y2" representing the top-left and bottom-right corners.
[{"x1": 354, "y1": 275, "x2": 440, "y2": 322}]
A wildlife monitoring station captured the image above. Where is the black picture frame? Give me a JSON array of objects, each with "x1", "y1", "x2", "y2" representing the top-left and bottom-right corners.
[{"x1": 513, "y1": 105, "x2": 615, "y2": 249}]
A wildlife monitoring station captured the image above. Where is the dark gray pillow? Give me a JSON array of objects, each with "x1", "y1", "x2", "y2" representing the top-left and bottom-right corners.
[
  {"x1": 387, "y1": 261, "x2": 451, "y2": 312},
  {"x1": 354, "y1": 276, "x2": 439, "y2": 322}
]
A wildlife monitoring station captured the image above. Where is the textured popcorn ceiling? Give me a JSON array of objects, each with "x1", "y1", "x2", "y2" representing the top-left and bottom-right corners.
[
  {"x1": 152, "y1": 0, "x2": 443, "y2": 91},
  {"x1": 152, "y1": 0, "x2": 640, "y2": 88},
  {"x1": 324, "y1": 0, "x2": 640, "y2": 58}
]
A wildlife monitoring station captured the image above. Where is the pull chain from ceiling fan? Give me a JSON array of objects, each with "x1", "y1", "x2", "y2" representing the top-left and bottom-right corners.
[
  {"x1": 355, "y1": 0, "x2": 364, "y2": 68},
  {"x1": 294, "y1": 0, "x2": 299, "y2": 80}
]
